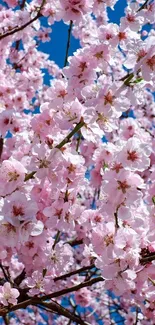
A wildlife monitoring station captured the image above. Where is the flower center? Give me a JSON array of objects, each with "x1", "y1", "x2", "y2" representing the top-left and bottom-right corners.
[
  {"x1": 8, "y1": 171, "x2": 19, "y2": 182},
  {"x1": 12, "y1": 205, "x2": 24, "y2": 217},
  {"x1": 127, "y1": 150, "x2": 138, "y2": 162},
  {"x1": 117, "y1": 180, "x2": 131, "y2": 194},
  {"x1": 147, "y1": 55, "x2": 155, "y2": 70}
]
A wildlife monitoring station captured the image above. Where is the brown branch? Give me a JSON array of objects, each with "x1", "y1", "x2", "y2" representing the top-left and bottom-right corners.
[
  {"x1": 24, "y1": 171, "x2": 36, "y2": 181},
  {"x1": 137, "y1": 0, "x2": 150, "y2": 12},
  {"x1": 20, "y1": 0, "x2": 26, "y2": 9},
  {"x1": 67, "y1": 238, "x2": 83, "y2": 247},
  {"x1": 0, "y1": 264, "x2": 10, "y2": 282},
  {"x1": 54, "y1": 264, "x2": 96, "y2": 282},
  {"x1": 76, "y1": 130, "x2": 82, "y2": 153},
  {"x1": 68, "y1": 298, "x2": 78, "y2": 325},
  {"x1": 123, "y1": 73, "x2": 134, "y2": 86},
  {"x1": 24, "y1": 118, "x2": 85, "y2": 181},
  {"x1": 134, "y1": 307, "x2": 139, "y2": 325},
  {"x1": 39, "y1": 300, "x2": 90, "y2": 325},
  {"x1": 140, "y1": 253, "x2": 155, "y2": 265},
  {"x1": 148, "y1": 277, "x2": 155, "y2": 286},
  {"x1": 0, "y1": 14, "x2": 41, "y2": 41},
  {"x1": 3, "y1": 315, "x2": 9, "y2": 325},
  {"x1": 56, "y1": 118, "x2": 85, "y2": 149},
  {"x1": 0, "y1": 137, "x2": 3, "y2": 160},
  {"x1": 37, "y1": 276, "x2": 104, "y2": 301},
  {"x1": 14, "y1": 269, "x2": 26, "y2": 285},
  {"x1": 6, "y1": 277, "x2": 104, "y2": 315},
  {"x1": 64, "y1": 20, "x2": 73, "y2": 67},
  {"x1": 141, "y1": 126, "x2": 154, "y2": 138},
  {"x1": 119, "y1": 72, "x2": 134, "y2": 82},
  {"x1": 52, "y1": 230, "x2": 61, "y2": 250},
  {"x1": 13, "y1": 0, "x2": 27, "y2": 52},
  {"x1": 114, "y1": 211, "x2": 119, "y2": 229},
  {"x1": 0, "y1": 0, "x2": 46, "y2": 41}
]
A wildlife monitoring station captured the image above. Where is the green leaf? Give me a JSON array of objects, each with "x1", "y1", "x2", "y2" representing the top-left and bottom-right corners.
[
  {"x1": 133, "y1": 77, "x2": 143, "y2": 84},
  {"x1": 152, "y1": 196, "x2": 155, "y2": 205},
  {"x1": 103, "y1": 163, "x2": 108, "y2": 170}
]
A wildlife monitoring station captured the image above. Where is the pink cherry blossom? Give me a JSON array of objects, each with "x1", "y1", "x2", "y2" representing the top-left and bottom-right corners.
[
  {"x1": 118, "y1": 137, "x2": 151, "y2": 172},
  {"x1": 0, "y1": 282, "x2": 19, "y2": 306},
  {"x1": 0, "y1": 159, "x2": 26, "y2": 196},
  {"x1": 2, "y1": 191, "x2": 38, "y2": 226},
  {"x1": 75, "y1": 287, "x2": 92, "y2": 306},
  {"x1": 0, "y1": 0, "x2": 154, "y2": 324},
  {"x1": 24, "y1": 270, "x2": 53, "y2": 296},
  {"x1": 59, "y1": 0, "x2": 93, "y2": 22}
]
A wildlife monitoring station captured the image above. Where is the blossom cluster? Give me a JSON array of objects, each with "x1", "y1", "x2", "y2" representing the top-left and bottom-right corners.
[{"x1": 0, "y1": 0, "x2": 155, "y2": 324}]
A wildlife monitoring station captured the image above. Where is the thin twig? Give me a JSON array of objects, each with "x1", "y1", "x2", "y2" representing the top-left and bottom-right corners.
[
  {"x1": 134, "y1": 307, "x2": 139, "y2": 325},
  {"x1": 13, "y1": 0, "x2": 27, "y2": 53},
  {"x1": 56, "y1": 118, "x2": 85, "y2": 149},
  {"x1": 54, "y1": 264, "x2": 96, "y2": 282},
  {"x1": 0, "y1": 15, "x2": 42, "y2": 41},
  {"x1": 76, "y1": 130, "x2": 82, "y2": 153},
  {"x1": 0, "y1": 264, "x2": 10, "y2": 282},
  {"x1": 64, "y1": 21, "x2": 73, "y2": 67},
  {"x1": 91, "y1": 189, "x2": 97, "y2": 208},
  {"x1": 7, "y1": 277, "x2": 104, "y2": 314},
  {"x1": 141, "y1": 126, "x2": 154, "y2": 138},
  {"x1": 24, "y1": 171, "x2": 36, "y2": 181},
  {"x1": 148, "y1": 277, "x2": 155, "y2": 286},
  {"x1": 52, "y1": 188, "x2": 69, "y2": 249},
  {"x1": 20, "y1": 0, "x2": 26, "y2": 9},
  {"x1": 39, "y1": 300, "x2": 90, "y2": 325},
  {"x1": 119, "y1": 72, "x2": 133, "y2": 82},
  {"x1": 66, "y1": 238, "x2": 83, "y2": 247},
  {"x1": 124, "y1": 73, "x2": 134, "y2": 86},
  {"x1": 0, "y1": 0, "x2": 45, "y2": 41},
  {"x1": 140, "y1": 253, "x2": 155, "y2": 264},
  {"x1": 40, "y1": 276, "x2": 104, "y2": 301},
  {"x1": 114, "y1": 211, "x2": 119, "y2": 229},
  {"x1": 3, "y1": 315, "x2": 9, "y2": 325},
  {"x1": 25, "y1": 119, "x2": 85, "y2": 181},
  {"x1": 68, "y1": 298, "x2": 78, "y2": 325},
  {"x1": 0, "y1": 137, "x2": 3, "y2": 160},
  {"x1": 137, "y1": 0, "x2": 150, "y2": 12},
  {"x1": 52, "y1": 230, "x2": 61, "y2": 250}
]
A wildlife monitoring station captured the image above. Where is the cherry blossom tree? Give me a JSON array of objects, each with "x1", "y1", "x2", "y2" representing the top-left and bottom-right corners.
[{"x1": 0, "y1": 0, "x2": 155, "y2": 324}]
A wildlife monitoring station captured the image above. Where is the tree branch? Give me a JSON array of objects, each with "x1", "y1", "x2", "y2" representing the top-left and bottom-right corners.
[
  {"x1": 54, "y1": 264, "x2": 96, "y2": 282},
  {"x1": 0, "y1": 137, "x2": 4, "y2": 160},
  {"x1": 148, "y1": 277, "x2": 155, "y2": 286},
  {"x1": 64, "y1": 20, "x2": 73, "y2": 67},
  {"x1": 0, "y1": 264, "x2": 10, "y2": 282},
  {"x1": 134, "y1": 307, "x2": 139, "y2": 325},
  {"x1": 0, "y1": 0, "x2": 45, "y2": 41},
  {"x1": 37, "y1": 276, "x2": 104, "y2": 301},
  {"x1": 3, "y1": 315, "x2": 9, "y2": 325},
  {"x1": 24, "y1": 118, "x2": 85, "y2": 181},
  {"x1": 56, "y1": 118, "x2": 85, "y2": 149},
  {"x1": 140, "y1": 253, "x2": 155, "y2": 265},
  {"x1": 124, "y1": 73, "x2": 134, "y2": 86},
  {"x1": 114, "y1": 211, "x2": 119, "y2": 229},
  {"x1": 24, "y1": 171, "x2": 36, "y2": 181},
  {"x1": 119, "y1": 72, "x2": 134, "y2": 82},
  {"x1": 13, "y1": 0, "x2": 27, "y2": 54},
  {"x1": 137, "y1": 0, "x2": 150, "y2": 12},
  {"x1": 67, "y1": 238, "x2": 83, "y2": 247},
  {"x1": 52, "y1": 230, "x2": 61, "y2": 250},
  {"x1": 6, "y1": 276, "x2": 104, "y2": 314},
  {"x1": 39, "y1": 300, "x2": 90, "y2": 325}
]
